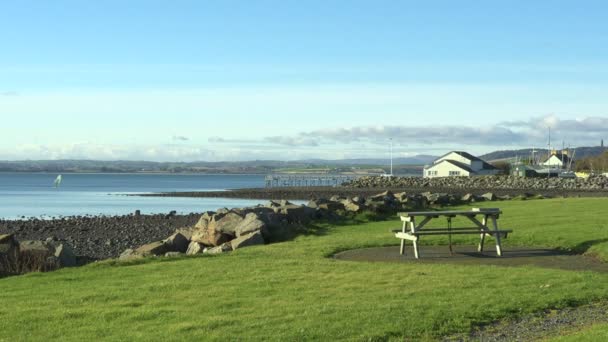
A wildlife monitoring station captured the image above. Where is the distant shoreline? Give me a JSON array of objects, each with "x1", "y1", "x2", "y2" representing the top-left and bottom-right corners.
[
  {"x1": 0, "y1": 171, "x2": 269, "y2": 175},
  {"x1": 136, "y1": 186, "x2": 608, "y2": 200}
]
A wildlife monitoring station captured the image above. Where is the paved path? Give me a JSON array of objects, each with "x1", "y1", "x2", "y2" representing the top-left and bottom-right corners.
[{"x1": 334, "y1": 245, "x2": 608, "y2": 272}]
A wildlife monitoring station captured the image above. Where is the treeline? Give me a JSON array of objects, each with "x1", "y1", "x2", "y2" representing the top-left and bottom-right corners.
[{"x1": 575, "y1": 151, "x2": 608, "y2": 172}]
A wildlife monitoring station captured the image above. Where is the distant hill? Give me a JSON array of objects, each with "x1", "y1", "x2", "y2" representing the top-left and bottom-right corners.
[
  {"x1": 481, "y1": 146, "x2": 607, "y2": 162},
  {"x1": 298, "y1": 155, "x2": 437, "y2": 166},
  {"x1": 0, "y1": 155, "x2": 436, "y2": 174}
]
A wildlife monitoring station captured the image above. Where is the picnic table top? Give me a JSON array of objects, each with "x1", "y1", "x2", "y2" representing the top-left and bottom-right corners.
[{"x1": 398, "y1": 208, "x2": 501, "y2": 217}]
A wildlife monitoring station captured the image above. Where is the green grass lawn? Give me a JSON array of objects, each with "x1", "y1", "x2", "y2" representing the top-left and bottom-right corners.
[
  {"x1": 2, "y1": 198, "x2": 608, "y2": 341},
  {"x1": 549, "y1": 323, "x2": 608, "y2": 341}
]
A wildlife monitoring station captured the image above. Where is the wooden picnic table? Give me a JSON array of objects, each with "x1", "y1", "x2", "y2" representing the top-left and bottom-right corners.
[{"x1": 394, "y1": 208, "x2": 512, "y2": 259}]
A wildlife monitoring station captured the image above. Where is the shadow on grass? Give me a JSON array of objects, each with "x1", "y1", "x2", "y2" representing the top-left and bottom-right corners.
[{"x1": 569, "y1": 238, "x2": 608, "y2": 255}]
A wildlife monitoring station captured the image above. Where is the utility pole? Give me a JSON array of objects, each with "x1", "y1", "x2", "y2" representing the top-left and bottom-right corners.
[{"x1": 389, "y1": 138, "x2": 393, "y2": 176}]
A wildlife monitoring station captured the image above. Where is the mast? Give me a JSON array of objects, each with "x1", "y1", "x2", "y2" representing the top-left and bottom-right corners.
[{"x1": 548, "y1": 126, "x2": 552, "y2": 159}]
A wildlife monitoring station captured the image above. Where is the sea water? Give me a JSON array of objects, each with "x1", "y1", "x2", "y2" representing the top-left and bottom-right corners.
[{"x1": 0, "y1": 173, "x2": 268, "y2": 219}]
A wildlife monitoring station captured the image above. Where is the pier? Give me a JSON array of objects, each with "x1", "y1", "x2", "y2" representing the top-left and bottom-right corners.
[{"x1": 264, "y1": 174, "x2": 360, "y2": 188}]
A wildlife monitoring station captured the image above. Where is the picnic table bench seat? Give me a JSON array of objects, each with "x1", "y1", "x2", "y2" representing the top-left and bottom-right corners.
[
  {"x1": 391, "y1": 228, "x2": 512, "y2": 236},
  {"x1": 394, "y1": 208, "x2": 512, "y2": 258}
]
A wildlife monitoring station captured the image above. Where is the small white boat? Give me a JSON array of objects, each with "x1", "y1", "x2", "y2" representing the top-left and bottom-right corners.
[{"x1": 54, "y1": 175, "x2": 62, "y2": 188}]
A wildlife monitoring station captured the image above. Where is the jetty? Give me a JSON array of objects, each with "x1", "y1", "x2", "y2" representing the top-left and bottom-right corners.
[{"x1": 264, "y1": 174, "x2": 360, "y2": 188}]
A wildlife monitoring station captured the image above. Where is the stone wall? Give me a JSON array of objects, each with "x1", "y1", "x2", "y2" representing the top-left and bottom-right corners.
[{"x1": 345, "y1": 175, "x2": 608, "y2": 191}]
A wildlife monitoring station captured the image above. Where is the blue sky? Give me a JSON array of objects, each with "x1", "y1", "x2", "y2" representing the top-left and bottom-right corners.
[{"x1": 1, "y1": 0, "x2": 607, "y2": 161}]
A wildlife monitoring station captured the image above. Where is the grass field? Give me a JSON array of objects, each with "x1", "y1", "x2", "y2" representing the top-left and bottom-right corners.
[{"x1": 2, "y1": 198, "x2": 608, "y2": 341}]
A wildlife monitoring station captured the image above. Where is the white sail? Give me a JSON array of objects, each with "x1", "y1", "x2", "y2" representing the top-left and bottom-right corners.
[{"x1": 54, "y1": 175, "x2": 62, "y2": 188}]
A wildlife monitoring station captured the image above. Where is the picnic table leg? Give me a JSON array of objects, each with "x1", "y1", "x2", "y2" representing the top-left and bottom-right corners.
[
  {"x1": 491, "y1": 216, "x2": 503, "y2": 256},
  {"x1": 477, "y1": 215, "x2": 487, "y2": 252},
  {"x1": 410, "y1": 218, "x2": 420, "y2": 259},
  {"x1": 399, "y1": 220, "x2": 406, "y2": 255}
]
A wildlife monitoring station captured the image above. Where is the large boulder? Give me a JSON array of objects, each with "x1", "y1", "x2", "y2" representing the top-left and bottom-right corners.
[
  {"x1": 52, "y1": 243, "x2": 77, "y2": 267},
  {"x1": 0, "y1": 234, "x2": 19, "y2": 273},
  {"x1": 461, "y1": 193, "x2": 474, "y2": 202},
  {"x1": 393, "y1": 192, "x2": 408, "y2": 203},
  {"x1": 191, "y1": 212, "x2": 243, "y2": 246},
  {"x1": 119, "y1": 248, "x2": 143, "y2": 261},
  {"x1": 18, "y1": 240, "x2": 76, "y2": 272},
  {"x1": 234, "y1": 213, "x2": 267, "y2": 237},
  {"x1": 209, "y1": 212, "x2": 244, "y2": 236},
  {"x1": 174, "y1": 227, "x2": 196, "y2": 241},
  {"x1": 186, "y1": 241, "x2": 205, "y2": 255},
  {"x1": 134, "y1": 241, "x2": 167, "y2": 256},
  {"x1": 369, "y1": 191, "x2": 395, "y2": 202},
  {"x1": 280, "y1": 205, "x2": 316, "y2": 223},
  {"x1": 231, "y1": 231, "x2": 265, "y2": 250},
  {"x1": 341, "y1": 199, "x2": 365, "y2": 213},
  {"x1": 481, "y1": 192, "x2": 497, "y2": 201},
  {"x1": 163, "y1": 232, "x2": 189, "y2": 253},
  {"x1": 203, "y1": 242, "x2": 233, "y2": 255},
  {"x1": 318, "y1": 201, "x2": 346, "y2": 212},
  {"x1": 307, "y1": 198, "x2": 330, "y2": 208},
  {"x1": 191, "y1": 228, "x2": 226, "y2": 246},
  {"x1": 194, "y1": 211, "x2": 215, "y2": 230}
]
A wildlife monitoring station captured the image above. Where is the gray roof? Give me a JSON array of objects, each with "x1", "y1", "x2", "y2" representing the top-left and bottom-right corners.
[
  {"x1": 425, "y1": 159, "x2": 476, "y2": 173},
  {"x1": 444, "y1": 160, "x2": 476, "y2": 173},
  {"x1": 435, "y1": 151, "x2": 498, "y2": 170}
]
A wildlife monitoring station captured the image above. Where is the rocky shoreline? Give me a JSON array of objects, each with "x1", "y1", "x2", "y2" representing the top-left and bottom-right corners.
[
  {"x1": 0, "y1": 213, "x2": 199, "y2": 260},
  {"x1": 4, "y1": 175, "x2": 608, "y2": 274},
  {"x1": 134, "y1": 174, "x2": 608, "y2": 200},
  {"x1": 137, "y1": 186, "x2": 608, "y2": 201},
  {"x1": 1, "y1": 188, "x2": 485, "y2": 264}
]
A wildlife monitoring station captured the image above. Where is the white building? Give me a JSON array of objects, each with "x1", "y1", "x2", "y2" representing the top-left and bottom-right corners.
[
  {"x1": 540, "y1": 152, "x2": 572, "y2": 168},
  {"x1": 423, "y1": 151, "x2": 500, "y2": 178}
]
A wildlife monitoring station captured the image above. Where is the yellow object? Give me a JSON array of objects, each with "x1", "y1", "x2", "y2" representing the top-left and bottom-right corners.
[{"x1": 575, "y1": 172, "x2": 590, "y2": 179}]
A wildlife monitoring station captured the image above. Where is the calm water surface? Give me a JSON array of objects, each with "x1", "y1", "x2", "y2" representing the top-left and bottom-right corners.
[{"x1": 0, "y1": 173, "x2": 267, "y2": 219}]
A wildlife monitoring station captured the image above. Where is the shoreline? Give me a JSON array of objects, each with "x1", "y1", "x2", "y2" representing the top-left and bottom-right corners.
[
  {"x1": 136, "y1": 186, "x2": 608, "y2": 200},
  {"x1": 0, "y1": 213, "x2": 199, "y2": 260}
]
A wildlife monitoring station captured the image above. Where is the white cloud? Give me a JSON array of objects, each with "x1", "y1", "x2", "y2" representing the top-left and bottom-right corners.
[{"x1": 258, "y1": 115, "x2": 608, "y2": 149}]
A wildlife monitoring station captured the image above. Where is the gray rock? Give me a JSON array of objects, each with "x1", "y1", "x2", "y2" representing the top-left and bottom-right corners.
[
  {"x1": 134, "y1": 241, "x2": 167, "y2": 256},
  {"x1": 53, "y1": 243, "x2": 77, "y2": 267},
  {"x1": 341, "y1": 199, "x2": 365, "y2": 212},
  {"x1": 461, "y1": 193, "x2": 474, "y2": 202},
  {"x1": 186, "y1": 241, "x2": 205, "y2": 255},
  {"x1": 203, "y1": 242, "x2": 233, "y2": 255},
  {"x1": 318, "y1": 201, "x2": 345, "y2": 211},
  {"x1": 307, "y1": 198, "x2": 332, "y2": 208},
  {"x1": 370, "y1": 191, "x2": 395, "y2": 202},
  {"x1": 210, "y1": 212, "x2": 244, "y2": 236},
  {"x1": 393, "y1": 192, "x2": 408, "y2": 203},
  {"x1": 351, "y1": 196, "x2": 365, "y2": 204},
  {"x1": 164, "y1": 252, "x2": 182, "y2": 257},
  {"x1": 280, "y1": 205, "x2": 316, "y2": 223},
  {"x1": 18, "y1": 240, "x2": 61, "y2": 271},
  {"x1": 174, "y1": 227, "x2": 196, "y2": 241},
  {"x1": 0, "y1": 234, "x2": 19, "y2": 273},
  {"x1": 231, "y1": 231, "x2": 265, "y2": 250},
  {"x1": 234, "y1": 213, "x2": 267, "y2": 237},
  {"x1": 191, "y1": 212, "x2": 242, "y2": 246},
  {"x1": 482, "y1": 192, "x2": 497, "y2": 201},
  {"x1": 163, "y1": 232, "x2": 189, "y2": 253},
  {"x1": 119, "y1": 248, "x2": 143, "y2": 261}
]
